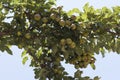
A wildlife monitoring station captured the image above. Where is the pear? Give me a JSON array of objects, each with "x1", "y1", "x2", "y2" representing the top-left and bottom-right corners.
[
  {"x1": 59, "y1": 20, "x2": 65, "y2": 27},
  {"x1": 50, "y1": 13, "x2": 56, "y2": 20},
  {"x1": 65, "y1": 20, "x2": 71, "y2": 26},
  {"x1": 42, "y1": 17, "x2": 48, "y2": 23},
  {"x1": 17, "y1": 31, "x2": 22, "y2": 36},
  {"x1": 70, "y1": 15, "x2": 76, "y2": 20},
  {"x1": 66, "y1": 38, "x2": 72, "y2": 45},
  {"x1": 56, "y1": 17, "x2": 60, "y2": 22},
  {"x1": 25, "y1": 33, "x2": 31, "y2": 39},
  {"x1": 70, "y1": 42, "x2": 76, "y2": 48},
  {"x1": 71, "y1": 24, "x2": 76, "y2": 30},
  {"x1": 60, "y1": 39, "x2": 66, "y2": 46},
  {"x1": 34, "y1": 14, "x2": 41, "y2": 21}
]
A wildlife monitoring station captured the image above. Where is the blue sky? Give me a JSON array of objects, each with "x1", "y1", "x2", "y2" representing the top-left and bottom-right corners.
[{"x1": 0, "y1": 0, "x2": 120, "y2": 80}]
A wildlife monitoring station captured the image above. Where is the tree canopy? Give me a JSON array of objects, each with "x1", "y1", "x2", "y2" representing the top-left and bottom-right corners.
[{"x1": 0, "y1": 0, "x2": 120, "y2": 80}]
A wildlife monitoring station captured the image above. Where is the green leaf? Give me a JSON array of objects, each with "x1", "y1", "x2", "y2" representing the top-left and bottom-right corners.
[
  {"x1": 21, "y1": 50, "x2": 27, "y2": 57},
  {"x1": 83, "y1": 3, "x2": 89, "y2": 12},
  {"x1": 11, "y1": 0, "x2": 19, "y2": 5},
  {"x1": 81, "y1": 13, "x2": 87, "y2": 21},
  {"x1": 4, "y1": 46, "x2": 13, "y2": 55},
  {"x1": 36, "y1": 47, "x2": 42, "y2": 58},
  {"x1": 72, "y1": 8, "x2": 80, "y2": 13},
  {"x1": 100, "y1": 48, "x2": 105, "y2": 57},
  {"x1": 22, "y1": 56, "x2": 28, "y2": 65},
  {"x1": 94, "y1": 45, "x2": 100, "y2": 54},
  {"x1": 102, "y1": 7, "x2": 111, "y2": 13},
  {"x1": 112, "y1": 6, "x2": 120, "y2": 14},
  {"x1": 74, "y1": 70, "x2": 82, "y2": 78},
  {"x1": 49, "y1": 0, "x2": 56, "y2": 3},
  {"x1": 116, "y1": 40, "x2": 120, "y2": 54},
  {"x1": 67, "y1": 8, "x2": 80, "y2": 16},
  {"x1": 90, "y1": 63, "x2": 96, "y2": 70}
]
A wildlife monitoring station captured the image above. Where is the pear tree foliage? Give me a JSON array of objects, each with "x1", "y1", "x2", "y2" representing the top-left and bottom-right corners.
[{"x1": 0, "y1": 0, "x2": 120, "y2": 80}]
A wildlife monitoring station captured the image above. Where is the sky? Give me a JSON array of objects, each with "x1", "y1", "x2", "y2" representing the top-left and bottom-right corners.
[{"x1": 0, "y1": 0, "x2": 120, "y2": 80}]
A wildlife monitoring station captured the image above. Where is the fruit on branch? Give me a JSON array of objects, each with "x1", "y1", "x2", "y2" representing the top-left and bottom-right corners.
[
  {"x1": 65, "y1": 20, "x2": 71, "y2": 26},
  {"x1": 71, "y1": 24, "x2": 76, "y2": 30},
  {"x1": 25, "y1": 33, "x2": 31, "y2": 39},
  {"x1": 34, "y1": 14, "x2": 41, "y2": 21},
  {"x1": 80, "y1": 38, "x2": 86, "y2": 44},
  {"x1": 17, "y1": 31, "x2": 22, "y2": 36},
  {"x1": 59, "y1": 19, "x2": 65, "y2": 27},
  {"x1": 42, "y1": 17, "x2": 48, "y2": 23},
  {"x1": 55, "y1": 17, "x2": 61, "y2": 22},
  {"x1": 70, "y1": 15, "x2": 76, "y2": 21},
  {"x1": 69, "y1": 42, "x2": 76, "y2": 48},
  {"x1": 60, "y1": 39, "x2": 66, "y2": 46},
  {"x1": 50, "y1": 13, "x2": 56, "y2": 20},
  {"x1": 66, "y1": 38, "x2": 73, "y2": 45},
  {"x1": 2, "y1": 1, "x2": 120, "y2": 80},
  {"x1": 79, "y1": 22, "x2": 85, "y2": 28}
]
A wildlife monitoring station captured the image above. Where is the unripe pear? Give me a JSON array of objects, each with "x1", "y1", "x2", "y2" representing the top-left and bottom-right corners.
[
  {"x1": 79, "y1": 22, "x2": 85, "y2": 28},
  {"x1": 34, "y1": 14, "x2": 41, "y2": 21},
  {"x1": 70, "y1": 15, "x2": 76, "y2": 20},
  {"x1": 70, "y1": 42, "x2": 76, "y2": 48},
  {"x1": 65, "y1": 20, "x2": 71, "y2": 26},
  {"x1": 66, "y1": 38, "x2": 72, "y2": 45},
  {"x1": 71, "y1": 24, "x2": 76, "y2": 30},
  {"x1": 75, "y1": 64, "x2": 79, "y2": 69},
  {"x1": 25, "y1": 33, "x2": 31, "y2": 39},
  {"x1": 80, "y1": 39, "x2": 86, "y2": 44},
  {"x1": 42, "y1": 17, "x2": 48, "y2": 23},
  {"x1": 50, "y1": 13, "x2": 56, "y2": 20},
  {"x1": 56, "y1": 17, "x2": 60, "y2": 22},
  {"x1": 60, "y1": 39, "x2": 66, "y2": 46},
  {"x1": 17, "y1": 31, "x2": 22, "y2": 36},
  {"x1": 59, "y1": 20, "x2": 65, "y2": 27}
]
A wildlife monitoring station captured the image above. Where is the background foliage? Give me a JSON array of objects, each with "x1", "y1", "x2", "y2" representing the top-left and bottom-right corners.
[{"x1": 0, "y1": 0, "x2": 120, "y2": 80}]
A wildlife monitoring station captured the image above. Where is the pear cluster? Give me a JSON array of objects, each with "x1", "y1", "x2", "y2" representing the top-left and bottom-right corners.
[
  {"x1": 32, "y1": 6, "x2": 78, "y2": 30},
  {"x1": 1, "y1": 0, "x2": 119, "y2": 80},
  {"x1": 60, "y1": 38, "x2": 76, "y2": 49},
  {"x1": 73, "y1": 53, "x2": 96, "y2": 69}
]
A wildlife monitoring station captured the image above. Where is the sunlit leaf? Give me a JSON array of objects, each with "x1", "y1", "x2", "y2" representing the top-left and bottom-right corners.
[
  {"x1": 83, "y1": 3, "x2": 89, "y2": 12},
  {"x1": 90, "y1": 63, "x2": 96, "y2": 70},
  {"x1": 21, "y1": 50, "x2": 27, "y2": 57},
  {"x1": 22, "y1": 56, "x2": 28, "y2": 65}
]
